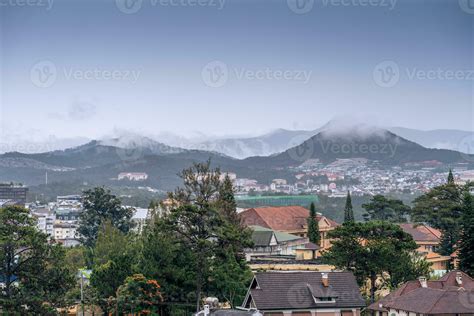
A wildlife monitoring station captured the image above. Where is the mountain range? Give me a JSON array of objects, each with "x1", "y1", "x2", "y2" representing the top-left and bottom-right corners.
[
  {"x1": 2, "y1": 121, "x2": 472, "y2": 159},
  {"x1": 1, "y1": 122, "x2": 472, "y2": 196}
]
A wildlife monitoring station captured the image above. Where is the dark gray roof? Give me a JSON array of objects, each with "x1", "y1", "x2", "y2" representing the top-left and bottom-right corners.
[
  {"x1": 368, "y1": 270, "x2": 474, "y2": 312},
  {"x1": 211, "y1": 310, "x2": 259, "y2": 315},
  {"x1": 194, "y1": 309, "x2": 259, "y2": 316},
  {"x1": 245, "y1": 271, "x2": 365, "y2": 310},
  {"x1": 251, "y1": 231, "x2": 274, "y2": 247},
  {"x1": 385, "y1": 287, "x2": 474, "y2": 314}
]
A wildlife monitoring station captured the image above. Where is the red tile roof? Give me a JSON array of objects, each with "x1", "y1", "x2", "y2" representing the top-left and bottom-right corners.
[
  {"x1": 399, "y1": 223, "x2": 442, "y2": 242},
  {"x1": 239, "y1": 206, "x2": 339, "y2": 231},
  {"x1": 368, "y1": 271, "x2": 474, "y2": 312}
]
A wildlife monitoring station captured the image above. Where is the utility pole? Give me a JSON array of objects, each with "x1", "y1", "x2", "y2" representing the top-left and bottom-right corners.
[{"x1": 80, "y1": 271, "x2": 85, "y2": 316}]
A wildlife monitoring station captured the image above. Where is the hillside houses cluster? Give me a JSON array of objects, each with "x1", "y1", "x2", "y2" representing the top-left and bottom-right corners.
[
  {"x1": 28, "y1": 195, "x2": 148, "y2": 246},
  {"x1": 233, "y1": 161, "x2": 472, "y2": 197}
]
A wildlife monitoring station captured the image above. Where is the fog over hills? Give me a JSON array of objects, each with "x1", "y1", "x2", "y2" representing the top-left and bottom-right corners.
[
  {"x1": 0, "y1": 120, "x2": 472, "y2": 159},
  {"x1": 1, "y1": 120, "x2": 472, "y2": 192}
]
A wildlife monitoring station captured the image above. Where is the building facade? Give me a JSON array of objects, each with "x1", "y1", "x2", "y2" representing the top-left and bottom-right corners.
[
  {"x1": 239, "y1": 206, "x2": 339, "y2": 250},
  {"x1": 0, "y1": 183, "x2": 28, "y2": 206},
  {"x1": 242, "y1": 271, "x2": 365, "y2": 315}
]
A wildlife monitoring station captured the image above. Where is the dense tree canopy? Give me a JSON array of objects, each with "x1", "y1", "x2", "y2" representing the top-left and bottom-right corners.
[
  {"x1": 88, "y1": 221, "x2": 138, "y2": 315},
  {"x1": 0, "y1": 206, "x2": 75, "y2": 314},
  {"x1": 78, "y1": 187, "x2": 134, "y2": 248},
  {"x1": 116, "y1": 274, "x2": 163, "y2": 315},
  {"x1": 322, "y1": 221, "x2": 430, "y2": 303},
  {"x1": 411, "y1": 183, "x2": 464, "y2": 255},
  {"x1": 458, "y1": 192, "x2": 474, "y2": 275},
  {"x1": 147, "y1": 161, "x2": 253, "y2": 312},
  {"x1": 362, "y1": 195, "x2": 410, "y2": 223}
]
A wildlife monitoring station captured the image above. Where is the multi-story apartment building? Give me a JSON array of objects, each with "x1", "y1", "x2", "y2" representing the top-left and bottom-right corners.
[
  {"x1": 53, "y1": 222, "x2": 80, "y2": 247},
  {"x1": 0, "y1": 183, "x2": 28, "y2": 206},
  {"x1": 31, "y1": 206, "x2": 56, "y2": 237}
]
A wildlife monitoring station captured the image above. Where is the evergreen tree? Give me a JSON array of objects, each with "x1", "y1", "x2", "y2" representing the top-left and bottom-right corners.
[
  {"x1": 322, "y1": 221, "x2": 427, "y2": 303},
  {"x1": 459, "y1": 192, "x2": 474, "y2": 275},
  {"x1": 307, "y1": 202, "x2": 321, "y2": 246},
  {"x1": 363, "y1": 195, "x2": 410, "y2": 223},
  {"x1": 213, "y1": 174, "x2": 253, "y2": 307},
  {"x1": 89, "y1": 221, "x2": 138, "y2": 314},
  {"x1": 78, "y1": 187, "x2": 134, "y2": 248},
  {"x1": 0, "y1": 206, "x2": 75, "y2": 314},
  {"x1": 412, "y1": 184, "x2": 463, "y2": 256},
  {"x1": 447, "y1": 169, "x2": 455, "y2": 184},
  {"x1": 218, "y1": 174, "x2": 240, "y2": 226},
  {"x1": 343, "y1": 191, "x2": 354, "y2": 223},
  {"x1": 162, "y1": 161, "x2": 253, "y2": 312}
]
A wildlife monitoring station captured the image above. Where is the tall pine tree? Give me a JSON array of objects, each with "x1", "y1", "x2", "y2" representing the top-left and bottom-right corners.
[
  {"x1": 307, "y1": 202, "x2": 321, "y2": 246},
  {"x1": 218, "y1": 175, "x2": 240, "y2": 226},
  {"x1": 344, "y1": 191, "x2": 354, "y2": 223},
  {"x1": 458, "y1": 192, "x2": 474, "y2": 275},
  {"x1": 447, "y1": 169, "x2": 455, "y2": 184}
]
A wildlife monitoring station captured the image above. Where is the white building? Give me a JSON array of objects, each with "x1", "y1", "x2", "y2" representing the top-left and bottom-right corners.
[
  {"x1": 57, "y1": 195, "x2": 82, "y2": 204},
  {"x1": 36, "y1": 214, "x2": 55, "y2": 237},
  {"x1": 30, "y1": 206, "x2": 56, "y2": 238},
  {"x1": 118, "y1": 172, "x2": 149, "y2": 181},
  {"x1": 53, "y1": 223, "x2": 80, "y2": 246},
  {"x1": 131, "y1": 207, "x2": 149, "y2": 234}
]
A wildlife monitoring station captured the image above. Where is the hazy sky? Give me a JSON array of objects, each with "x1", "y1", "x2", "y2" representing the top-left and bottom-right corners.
[{"x1": 1, "y1": 0, "x2": 473, "y2": 142}]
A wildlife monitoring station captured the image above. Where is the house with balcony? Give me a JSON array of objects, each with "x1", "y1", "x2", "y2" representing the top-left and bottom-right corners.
[{"x1": 399, "y1": 223, "x2": 451, "y2": 276}]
